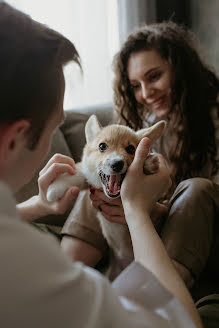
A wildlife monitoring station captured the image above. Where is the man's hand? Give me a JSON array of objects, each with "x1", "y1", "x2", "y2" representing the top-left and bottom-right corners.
[
  {"x1": 17, "y1": 154, "x2": 80, "y2": 222},
  {"x1": 37, "y1": 153, "x2": 80, "y2": 215},
  {"x1": 121, "y1": 138, "x2": 171, "y2": 215}
]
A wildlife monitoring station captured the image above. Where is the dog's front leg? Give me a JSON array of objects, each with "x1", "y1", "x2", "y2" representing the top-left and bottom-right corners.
[{"x1": 46, "y1": 162, "x2": 87, "y2": 202}]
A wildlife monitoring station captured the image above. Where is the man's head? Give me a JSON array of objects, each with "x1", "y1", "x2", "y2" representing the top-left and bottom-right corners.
[
  {"x1": 0, "y1": 2, "x2": 80, "y2": 191},
  {"x1": 0, "y1": 1, "x2": 80, "y2": 148}
]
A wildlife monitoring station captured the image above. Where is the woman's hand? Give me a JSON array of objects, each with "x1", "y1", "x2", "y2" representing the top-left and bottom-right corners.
[
  {"x1": 89, "y1": 189, "x2": 126, "y2": 224},
  {"x1": 121, "y1": 137, "x2": 171, "y2": 216},
  {"x1": 90, "y1": 189, "x2": 168, "y2": 229},
  {"x1": 17, "y1": 154, "x2": 80, "y2": 222}
]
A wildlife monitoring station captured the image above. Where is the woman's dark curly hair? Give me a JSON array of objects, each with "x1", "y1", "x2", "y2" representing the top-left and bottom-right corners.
[{"x1": 113, "y1": 21, "x2": 219, "y2": 188}]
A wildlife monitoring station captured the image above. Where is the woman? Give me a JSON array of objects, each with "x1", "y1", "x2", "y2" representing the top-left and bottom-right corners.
[{"x1": 61, "y1": 21, "x2": 219, "y2": 290}]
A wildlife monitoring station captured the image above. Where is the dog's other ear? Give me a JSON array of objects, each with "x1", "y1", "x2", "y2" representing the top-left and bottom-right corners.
[
  {"x1": 136, "y1": 120, "x2": 166, "y2": 143},
  {"x1": 85, "y1": 115, "x2": 102, "y2": 142}
]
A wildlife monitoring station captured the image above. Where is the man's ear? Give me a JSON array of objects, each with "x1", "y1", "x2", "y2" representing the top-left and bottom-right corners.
[
  {"x1": 136, "y1": 120, "x2": 166, "y2": 143},
  {"x1": 0, "y1": 120, "x2": 30, "y2": 163},
  {"x1": 85, "y1": 115, "x2": 102, "y2": 142}
]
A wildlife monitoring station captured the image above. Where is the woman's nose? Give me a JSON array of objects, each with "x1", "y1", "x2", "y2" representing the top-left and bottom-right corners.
[{"x1": 141, "y1": 83, "x2": 154, "y2": 100}]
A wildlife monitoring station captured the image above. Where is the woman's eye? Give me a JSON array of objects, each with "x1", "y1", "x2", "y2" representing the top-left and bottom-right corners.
[
  {"x1": 149, "y1": 72, "x2": 161, "y2": 82},
  {"x1": 131, "y1": 84, "x2": 139, "y2": 90},
  {"x1": 99, "y1": 142, "x2": 108, "y2": 152},
  {"x1": 126, "y1": 144, "x2": 135, "y2": 154}
]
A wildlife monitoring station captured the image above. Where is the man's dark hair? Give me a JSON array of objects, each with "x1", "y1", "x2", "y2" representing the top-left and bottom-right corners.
[{"x1": 0, "y1": 1, "x2": 80, "y2": 148}]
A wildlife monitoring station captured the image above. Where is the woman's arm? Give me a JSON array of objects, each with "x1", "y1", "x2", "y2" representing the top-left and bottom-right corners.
[
  {"x1": 17, "y1": 154, "x2": 79, "y2": 222},
  {"x1": 121, "y1": 137, "x2": 202, "y2": 328}
]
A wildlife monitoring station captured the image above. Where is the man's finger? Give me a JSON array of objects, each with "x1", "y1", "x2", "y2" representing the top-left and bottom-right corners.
[
  {"x1": 56, "y1": 186, "x2": 79, "y2": 213},
  {"x1": 132, "y1": 137, "x2": 151, "y2": 169},
  {"x1": 39, "y1": 154, "x2": 76, "y2": 176}
]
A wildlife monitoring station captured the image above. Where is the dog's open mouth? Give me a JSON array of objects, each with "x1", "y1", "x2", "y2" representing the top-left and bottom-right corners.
[{"x1": 99, "y1": 171, "x2": 126, "y2": 198}]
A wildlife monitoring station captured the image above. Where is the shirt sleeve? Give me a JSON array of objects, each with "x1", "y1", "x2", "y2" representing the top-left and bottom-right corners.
[
  {"x1": 1, "y1": 215, "x2": 195, "y2": 328},
  {"x1": 113, "y1": 261, "x2": 196, "y2": 327}
]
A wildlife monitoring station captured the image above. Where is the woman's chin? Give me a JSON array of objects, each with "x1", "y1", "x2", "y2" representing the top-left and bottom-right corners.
[{"x1": 153, "y1": 107, "x2": 169, "y2": 119}]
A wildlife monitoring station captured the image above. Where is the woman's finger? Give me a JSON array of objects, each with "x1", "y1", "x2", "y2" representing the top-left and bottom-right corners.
[
  {"x1": 91, "y1": 200, "x2": 105, "y2": 211},
  {"x1": 100, "y1": 212, "x2": 127, "y2": 225},
  {"x1": 101, "y1": 203, "x2": 124, "y2": 217},
  {"x1": 90, "y1": 188, "x2": 122, "y2": 205}
]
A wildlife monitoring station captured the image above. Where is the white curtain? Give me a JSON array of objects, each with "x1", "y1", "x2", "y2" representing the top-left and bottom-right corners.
[
  {"x1": 117, "y1": 0, "x2": 156, "y2": 43},
  {"x1": 6, "y1": 0, "x2": 120, "y2": 109}
]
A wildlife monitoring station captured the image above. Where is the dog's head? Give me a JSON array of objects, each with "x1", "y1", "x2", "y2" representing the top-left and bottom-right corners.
[{"x1": 82, "y1": 115, "x2": 165, "y2": 198}]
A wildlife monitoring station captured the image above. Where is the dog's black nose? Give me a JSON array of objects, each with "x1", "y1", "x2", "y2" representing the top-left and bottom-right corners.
[{"x1": 111, "y1": 160, "x2": 124, "y2": 173}]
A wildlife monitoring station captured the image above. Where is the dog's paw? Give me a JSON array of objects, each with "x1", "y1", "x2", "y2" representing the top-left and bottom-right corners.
[
  {"x1": 143, "y1": 153, "x2": 159, "y2": 174},
  {"x1": 46, "y1": 169, "x2": 86, "y2": 202},
  {"x1": 46, "y1": 173, "x2": 75, "y2": 202}
]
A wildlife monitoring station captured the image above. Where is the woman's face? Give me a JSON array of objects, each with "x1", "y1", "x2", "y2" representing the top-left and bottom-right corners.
[{"x1": 127, "y1": 49, "x2": 172, "y2": 119}]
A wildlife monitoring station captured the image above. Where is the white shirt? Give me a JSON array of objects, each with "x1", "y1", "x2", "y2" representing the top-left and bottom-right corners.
[{"x1": 0, "y1": 182, "x2": 195, "y2": 327}]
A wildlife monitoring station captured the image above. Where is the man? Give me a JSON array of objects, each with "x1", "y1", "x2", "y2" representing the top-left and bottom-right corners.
[{"x1": 0, "y1": 2, "x2": 202, "y2": 327}]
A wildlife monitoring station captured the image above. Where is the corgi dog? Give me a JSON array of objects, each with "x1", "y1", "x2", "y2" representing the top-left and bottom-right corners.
[{"x1": 47, "y1": 115, "x2": 166, "y2": 279}]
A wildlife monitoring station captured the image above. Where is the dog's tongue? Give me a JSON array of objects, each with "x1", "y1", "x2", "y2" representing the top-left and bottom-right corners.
[{"x1": 107, "y1": 175, "x2": 121, "y2": 195}]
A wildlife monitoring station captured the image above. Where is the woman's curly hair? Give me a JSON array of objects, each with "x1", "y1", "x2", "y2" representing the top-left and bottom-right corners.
[{"x1": 113, "y1": 21, "x2": 219, "y2": 188}]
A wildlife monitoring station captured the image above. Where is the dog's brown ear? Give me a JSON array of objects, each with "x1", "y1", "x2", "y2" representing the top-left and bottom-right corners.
[
  {"x1": 136, "y1": 120, "x2": 166, "y2": 143},
  {"x1": 85, "y1": 115, "x2": 102, "y2": 142}
]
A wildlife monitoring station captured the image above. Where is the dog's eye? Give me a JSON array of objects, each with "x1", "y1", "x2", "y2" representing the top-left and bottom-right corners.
[
  {"x1": 126, "y1": 145, "x2": 135, "y2": 154},
  {"x1": 99, "y1": 142, "x2": 108, "y2": 152}
]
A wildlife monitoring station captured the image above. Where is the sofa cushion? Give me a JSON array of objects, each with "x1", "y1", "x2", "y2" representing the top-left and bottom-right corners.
[{"x1": 60, "y1": 111, "x2": 88, "y2": 163}]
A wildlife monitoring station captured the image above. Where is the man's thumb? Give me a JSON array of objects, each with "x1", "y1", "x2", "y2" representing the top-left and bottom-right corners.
[{"x1": 133, "y1": 138, "x2": 151, "y2": 169}]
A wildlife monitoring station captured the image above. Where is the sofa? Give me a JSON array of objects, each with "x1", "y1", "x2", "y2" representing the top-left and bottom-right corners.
[{"x1": 15, "y1": 103, "x2": 113, "y2": 238}]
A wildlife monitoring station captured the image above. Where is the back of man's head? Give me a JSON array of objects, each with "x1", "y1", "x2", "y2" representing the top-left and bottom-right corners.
[{"x1": 0, "y1": 1, "x2": 80, "y2": 148}]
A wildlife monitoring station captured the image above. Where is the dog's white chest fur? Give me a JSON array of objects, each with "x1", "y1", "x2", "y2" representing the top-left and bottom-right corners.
[{"x1": 97, "y1": 212, "x2": 134, "y2": 279}]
